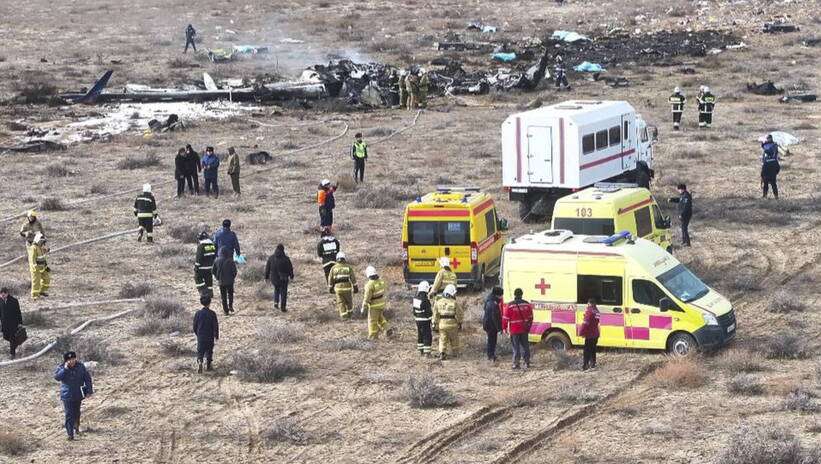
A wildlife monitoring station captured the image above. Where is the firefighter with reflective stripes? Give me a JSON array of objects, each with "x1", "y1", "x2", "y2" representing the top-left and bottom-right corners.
[
  {"x1": 669, "y1": 87, "x2": 686, "y2": 130},
  {"x1": 428, "y1": 257, "x2": 457, "y2": 300},
  {"x1": 194, "y1": 231, "x2": 217, "y2": 296},
  {"x1": 432, "y1": 284, "x2": 460, "y2": 360},
  {"x1": 316, "y1": 227, "x2": 340, "y2": 281},
  {"x1": 28, "y1": 233, "x2": 51, "y2": 299},
  {"x1": 413, "y1": 281, "x2": 433, "y2": 356},
  {"x1": 554, "y1": 55, "x2": 569, "y2": 89},
  {"x1": 351, "y1": 132, "x2": 367, "y2": 184},
  {"x1": 133, "y1": 184, "x2": 158, "y2": 243},
  {"x1": 328, "y1": 252, "x2": 357, "y2": 319},
  {"x1": 697, "y1": 86, "x2": 716, "y2": 128},
  {"x1": 20, "y1": 210, "x2": 44, "y2": 247},
  {"x1": 361, "y1": 266, "x2": 391, "y2": 339}
]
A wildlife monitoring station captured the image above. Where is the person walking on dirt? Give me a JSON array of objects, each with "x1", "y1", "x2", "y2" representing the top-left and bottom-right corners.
[
  {"x1": 580, "y1": 298, "x2": 601, "y2": 370},
  {"x1": 317, "y1": 227, "x2": 340, "y2": 282},
  {"x1": 202, "y1": 147, "x2": 220, "y2": 198},
  {"x1": 697, "y1": 86, "x2": 716, "y2": 128},
  {"x1": 175, "y1": 148, "x2": 188, "y2": 197},
  {"x1": 483, "y1": 286, "x2": 504, "y2": 362},
  {"x1": 214, "y1": 219, "x2": 241, "y2": 258},
  {"x1": 184, "y1": 144, "x2": 201, "y2": 194},
  {"x1": 413, "y1": 281, "x2": 433, "y2": 356},
  {"x1": 432, "y1": 284, "x2": 461, "y2": 360},
  {"x1": 0, "y1": 288, "x2": 23, "y2": 360},
  {"x1": 503, "y1": 288, "x2": 533, "y2": 369},
  {"x1": 19, "y1": 210, "x2": 44, "y2": 247},
  {"x1": 668, "y1": 184, "x2": 692, "y2": 247},
  {"x1": 54, "y1": 351, "x2": 93, "y2": 440},
  {"x1": 760, "y1": 134, "x2": 781, "y2": 199},
  {"x1": 193, "y1": 295, "x2": 219, "y2": 373},
  {"x1": 265, "y1": 244, "x2": 294, "y2": 312},
  {"x1": 134, "y1": 183, "x2": 158, "y2": 243},
  {"x1": 317, "y1": 179, "x2": 336, "y2": 232},
  {"x1": 351, "y1": 133, "x2": 368, "y2": 184},
  {"x1": 212, "y1": 246, "x2": 237, "y2": 315},
  {"x1": 226, "y1": 147, "x2": 241, "y2": 196},
  {"x1": 328, "y1": 252, "x2": 357, "y2": 319},
  {"x1": 361, "y1": 266, "x2": 391, "y2": 339},
  {"x1": 28, "y1": 233, "x2": 50, "y2": 299},
  {"x1": 669, "y1": 87, "x2": 686, "y2": 130},
  {"x1": 184, "y1": 24, "x2": 197, "y2": 53},
  {"x1": 194, "y1": 231, "x2": 216, "y2": 296}
]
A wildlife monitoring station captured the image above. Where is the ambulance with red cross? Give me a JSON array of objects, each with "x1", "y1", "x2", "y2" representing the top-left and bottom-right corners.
[
  {"x1": 402, "y1": 187, "x2": 506, "y2": 290},
  {"x1": 500, "y1": 229, "x2": 736, "y2": 355}
]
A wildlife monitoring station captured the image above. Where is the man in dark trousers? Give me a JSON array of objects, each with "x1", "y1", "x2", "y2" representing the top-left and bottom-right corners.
[
  {"x1": 317, "y1": 179, "x2": 336, "y2": 232},
  {"x1": 174, "y1": 148, "x2": 187, "y2": 197},
  {"x1": 193, "y1": 295, "x2": 219, "y2": 373},
  {"x1": 580, "y1": 298, "x2": 601, "y2": 371},
  {"x1": 554, "y1": 55, "x2": 570, "y2": 89},
  {"x1": 194, "y1": 231, "x2": 217, "y2": 296},
  {"x1": 212, "y1": 246, "x2": 238, "y2": 315},
  {"x1": 184, "y1": 24, "x2": 197, "y2": 53},
  {"x1": 502, "y1": 288, "x2": 534, "y2": 370},
  {"x1": 0, "y1": 287, "x2": 23, "y2": 359},
  {"x1": 54, "y1": 351, "x2": 93, "y2": 440},
  {"x1": 351, "y1": 133, "x2": 368, "y2": 183},
  {"x1": 265, "y1": 244, "x2": 294, "y2": 312},
  {"x1": 482, "y1": 287, "x2": 503, "y2": 362},
  {"x1": 412, "y1": 281, "x2": 433, "y2": 357},
  {"x1": 317, "y1": 227, "x2": 340, "y2": 282},
  {"x1": 184, "y1": 144, "x2": 201, "y2": 194},
  {"x1": 669, "y1": 87, "x2": 686, "y2": 130},
  {"x1": 133, "y1": 183, "x2": 158, "y2": 243},
  {"x1": 760, "y1": 134, "x2": 781, "y2": 199},
  {"x1": 668, "y1": 183, "x2": 693, "y2": 247},
  {"x1": 214, "y1": 219, "x2": 241, "y2": 258},
  {"x1": 697, "y1": 86, "x2": 716, "y2": 128}
]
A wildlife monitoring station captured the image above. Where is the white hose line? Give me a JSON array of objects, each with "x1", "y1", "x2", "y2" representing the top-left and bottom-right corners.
[
  {"x1": 0, "y1": 228, "x2": 140, "y2": 270},
  {"x1": 0, "y1": 304, "x2": 142, "y2": 367},
  {"x1": 22, "y1": 298, "x2": 144, "y2": 314},
  {"x1": 242, "y1": 122, "x2": 350, "y2": 179},
  {"x1": 370, "y1": 109, "x2": 422, "y2": 145}
]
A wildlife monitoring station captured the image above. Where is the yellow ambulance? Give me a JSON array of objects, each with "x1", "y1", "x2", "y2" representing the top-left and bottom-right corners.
[
  {"x1": 552, "y1": 183, "x2": 673, "y2": 253},
  {"x1": 501, "y1": 230, "x2": 736, "y2": 356},
  {"x1": 402, "y1": 187, "x2": 506, "y2": 289}
]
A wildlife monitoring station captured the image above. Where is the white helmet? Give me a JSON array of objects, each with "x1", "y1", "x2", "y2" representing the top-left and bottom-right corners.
[
  {"x1": 419, "y1": 68, "x2": 426, "y2": 74},
  {"x1": 321, "y1": 179, "x2": 331, "y2": 187},
  {"x1": 443, "y1": 284, "x2": 457, "y2": 297},
  {"x1": 439, "y1": 257, "x2": 450, "y2": 268},
  {"x1": 703, "y1": 86, "x2": 710, "y2": 93},
  {"x1": 699, "y1": 85, "x2": 707, "y2": 92},
  {"x1": 143, "y1": 183, "x2": 151, "y2": 193},
  {"x1": 400, "y1": 70, "x2": 407, "y2": 76},
  {"x1": 33, "y1": 232, "x2": 45, "y2": 244},
  {"x1": 365, "y1": 265, "x2": 377, "y2": 277},
  {"x1": 674, "y1": 86, "x2": 681, "y2": 93},
  {"x1": 336, "y1": 252, "x2": 346, "y2": 261},
  {"x1": 418, "y1": 281, "x2": 431, "y2": 293}
]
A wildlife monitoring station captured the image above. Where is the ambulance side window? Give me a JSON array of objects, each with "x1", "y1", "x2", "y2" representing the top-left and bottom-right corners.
[
  {"x1": 484, "y1": 210, "x2": 497, "y2": 238},
  {"x1": 577, "y1": 275, "x2": 623, "y2": 306},
  {"x1": 634, "y1": 207, "x2": 653, "y2": 237},
  {"x1": 632, "y1": 279, "x2": 669, "y2": 309}
]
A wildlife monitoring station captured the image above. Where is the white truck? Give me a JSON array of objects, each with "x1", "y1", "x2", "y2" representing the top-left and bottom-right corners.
[{"x1": 501, "y1": 100, "x2": 657, "y2": 221}]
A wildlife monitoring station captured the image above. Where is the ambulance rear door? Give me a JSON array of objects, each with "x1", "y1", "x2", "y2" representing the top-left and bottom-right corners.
[
  {"x1": 526, "y1": 125, "x2": 553, "y2": 184},
  {"x1": 407, "y1": 220, "x2": 439, "y2": 275},
  {"x1": 439, "y1": 218, "x2": 472, "y2": 277}
]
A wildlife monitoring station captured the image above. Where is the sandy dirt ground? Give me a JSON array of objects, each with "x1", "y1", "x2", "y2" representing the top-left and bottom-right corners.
[{"x1": 0, "y1": 0, "x2": 819, "y2": 463}]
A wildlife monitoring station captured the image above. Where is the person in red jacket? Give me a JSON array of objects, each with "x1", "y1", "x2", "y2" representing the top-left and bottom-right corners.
[
  {"x1": 503, "y1": 288, "x2": 534, "y2": 370},
  {"x1": 580, "y1": 298, "x2": 601, "y2": 370}
]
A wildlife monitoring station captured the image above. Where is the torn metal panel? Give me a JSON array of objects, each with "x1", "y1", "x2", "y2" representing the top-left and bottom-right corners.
[{"x1": 746, "y1": 81, "x2": 782, "y2": 95}]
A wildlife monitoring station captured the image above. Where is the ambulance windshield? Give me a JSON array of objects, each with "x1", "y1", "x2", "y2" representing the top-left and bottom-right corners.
[{"x1": 657, "y1": 264, "x2": 709, "y2": 303}]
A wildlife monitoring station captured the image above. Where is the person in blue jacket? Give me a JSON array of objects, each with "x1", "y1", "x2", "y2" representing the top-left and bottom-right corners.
[
  {"x1": 202, "y1": 146, "x2": 220, "y2": 198},
  {"x1": 760, "y1": 134, "x2": 781, "y2": 199},
  {"x1": 54, "y1": 351, "x2": 93, "y2": 440},
  {"x1": 214, "y1": 219, "x2": 241, "y2": 258}
]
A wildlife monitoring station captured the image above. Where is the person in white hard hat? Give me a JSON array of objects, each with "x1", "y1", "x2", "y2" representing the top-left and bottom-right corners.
[
  {"x1": 328, "y1": 252, "x2": 357, "y2": 319},
  {"x1": 133, "y1": 183, "x2": 158, "y2": 243},
  {"x1": 697, "y1": 86, "x2": 716, "y2": 128},
  {"x1": 28, "y1": 232, "x2": 51, "y2": 299},
  {"x1": 432, "y1": 284, "x2": 461, "y2": 360},
  {"x1": 413, "y1": 281, "x2": 433, "y2": 356},
  {"x1": 317, "y1": 179, "x2": 336, "y2": 233},
  {"x1": 428, "y1": 257, "x2": 457, "y2": 300},
  {"x1": 418, "y1": 68, "x2": 429, "y2": 109},
  {"x1": 669, "y1": 86, "x2": 686, "y2": 130},
  {"x1": 362, "y1": 266, "x2": 392, "y2": 339},
  {"x1": 20, "y1": 209, "x2": 45, "y2": 247}
]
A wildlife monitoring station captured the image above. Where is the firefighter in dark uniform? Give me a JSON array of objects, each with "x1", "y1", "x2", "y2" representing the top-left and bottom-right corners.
[
  {"x1": 194, "y1": 231, "x2": 217, "y2": 296},
  {"x1": 668, "y1": 184, "x2": 693, "y2": 247},
  {"x1": 317, "y1": 227, "x2": 340, "y2": 281},
  {"x1": 760, "y1": 134, "x2": 781, "y2": 199},
  {"x1": 697, "y1": 86, "x2": 716, "y2": 128},
  {"x1": 669, "y1": 87, "x2": 686, "y2": 130},
  {"x1": 554, "y1": 55, "x2": 569, "y2": 89},
  {"x1": 388, "y1": 70, "x2": 400, "y2": 107},
  {"x1": 413, "y1": 281, "x2": 433, "y2": 357},
  {"x1": 134, "y1": 184, "x2": 157, "y2": 243},
  {"x1": 184, "y1": 24, "x2": 197, "y2": 53}
]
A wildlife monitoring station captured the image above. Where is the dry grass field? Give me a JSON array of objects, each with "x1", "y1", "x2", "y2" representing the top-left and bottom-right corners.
[{"x1": 0, "y1": 0, "x2": 819, "y2": 462}]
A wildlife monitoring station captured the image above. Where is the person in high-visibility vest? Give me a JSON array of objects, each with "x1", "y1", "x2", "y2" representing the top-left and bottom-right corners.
[
  {"x1": 28, "y1": 233, "x2": 51, "y2": 299},
  {"x1": 351, "y1": 133, "x2": 368, "y2": 184},
  {"x1": 428, "y1": 257, "x2": 457, "y2": 300},
  {"x1": 328, "y1": 252, "x2": 357, "y2": 319},
  {"x1": 361, "y1": 266, "x2": 391, "y2": 339},
  {"x1": 133, "y1": 184, "x2": 158, "y2": 243},
  {"x1": 669, "y1": 87, "x2": 686, "y2": 130},
  {"x1": 418, "y1": 68, "x2": 430, "y2": 109},
  {"x1": 432, "y1": 284, "x2": 461, "y2": 360}
]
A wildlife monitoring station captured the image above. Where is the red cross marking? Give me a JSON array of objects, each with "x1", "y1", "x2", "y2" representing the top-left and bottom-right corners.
[
  {"x1": 450, "y1": 257, "x2": 461, "y2": 269},
  {"x1": 535, "y1": 278, "x2": 551, "y2": 295}
]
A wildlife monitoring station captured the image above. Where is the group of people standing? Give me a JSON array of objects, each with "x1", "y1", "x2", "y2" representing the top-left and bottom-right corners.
[
  {"x1": 668, "y1": 85, "x2": 716, "y2": 130},
  {"x1": 173, "y1": 145, "x2": 241, "y2": 199},
  {"x1": 390, "y1": 68, "x2": 430, "y2": 109}
]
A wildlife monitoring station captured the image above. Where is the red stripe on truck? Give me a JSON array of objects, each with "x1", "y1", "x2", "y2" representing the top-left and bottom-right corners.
[
  {"x1": 473, "y1": 199, "x2": 494, "y2": 215},
  {"x1": 580, "y1": 148, "x2": 636, "y2": 170},
  {"x1": 515, "y1": 117, "x2": 522, "y2": 182},
  {"x1": 559, "y1": 117, "x2": 565, "y2": 184},
  {"x1": 617, "y1": 197, "x2": 654, "y2": 214}
]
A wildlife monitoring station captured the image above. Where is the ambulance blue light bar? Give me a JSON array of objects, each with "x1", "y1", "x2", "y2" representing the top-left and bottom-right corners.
[{"x1": 603, "y1": 231, "x2": 631, "y2": 245}]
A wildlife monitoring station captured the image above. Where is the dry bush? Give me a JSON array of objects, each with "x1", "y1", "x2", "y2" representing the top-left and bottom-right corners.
[
  {"x1": 39, "y1": 197, "x2": 67, "y2": 211},
  {"x1": 167, "y1": 224, "x2": 200, "y2": 244},
  {"x1": 89, "y1": 184, "x2": 107, "y2": 194},
  {"x1": 44, "y1": 163, "x2": 73, "y2": 177},
  {"x1": 726, "y1": 374, "x2": 764, "y2": 396},
  {"x1": 334, "y1": 173, "x2": 357, "y2": 192},
  {"x1": 352, "y1": 184, "x2": 418, "y2": 209},
  {"x1": 263, "y1": 418, "x2": 316, "y2": 445},
  {"x1": 555, "y1": 385, "x2": 601, "y2": 404},
  {"x1": 0, "y1": 429, "x2": 29, "y2": 456},
  {"x1": 167, "y1": 57, "x2": 194, "y2": 69},
  {"x1": 402, "y1": 374, "x2": 458, "y2": 408},
  {"x1": 719, "y1": 349, "x2": 765, "y2": 374},
  {"x1": 296, "y1": 308, "x2": 334, "y2": 324},
  {"x1": 324, "y1": 336, "x2": 373, "y2": 351},
  {"x1": 768, "y1": 289, "x2": 808, "y2": 313},
  {"x1": 553, "y1": 349, "x2": 580, "y2": 371},
  {"x1": 649, "y1": 358, "x2": 706, "y2": 389},
  {"x1": 159, "y1": 339, "x2": 196, "y2": 358},
  {"x1": 23, "y1": 311, "x2": 52, "y2": 328},
  {"x1": 241, "y1": 263, "x2": 266, "y2": 282},
  {"x1": 116, "y1": 153, "x2": 161, "y2": 170},
  {"x1": 232, "y1": 349, "x2": 305, "y2": 383},
  {"x1": 762, "y1": 335, "x2": 812, "y2": 360},
  {"x1": 258, "y1": 323, "x2": 304, "y2": 343},
  {"x1": 118, "y1": 282, "x2": 154, "y2": 299},
  {"x1": 141, "y1": 297, "x2": 185, "y2": 319},
  {"x1": 0, "y1": 280, "x2": 28, "y2": 296},
  {"x1": 13, "y1": 81, "x2": 56, "y2": 99},
  {"x1": 674, "y1": 148, "x2": 706, "y2": 160},
  {"x1": 134, "y1": 316, "x2": 188, "y2": 336},
  {"x1": 725, "y1": 270, "x2": 762, "y2": 291},
  {"x1": 782, "y1": 390, "x2": 818, "y2": 414},
  {"x1": 53, "y1": 334, "x2": 123, "y2": 365},
  {"x1": 715, "y1": 422, "x2": 808, "y2": 464}
]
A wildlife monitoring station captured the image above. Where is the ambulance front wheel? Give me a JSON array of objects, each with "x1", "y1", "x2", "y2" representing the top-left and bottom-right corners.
[
  {"x1": 667, "y1": 332, "x2": 697, "y2": 357},
  {"x1": 543, "y1": 331, "x2": 571, "y2": 351}
]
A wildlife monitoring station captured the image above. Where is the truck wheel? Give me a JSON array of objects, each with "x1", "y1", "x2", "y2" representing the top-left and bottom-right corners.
[
  {"x1": 543, "y1": 331, "x2": 571, "y2": 351},
  {"x1": 667, "y1": 332, "x2": 697, "y2": 357},
  {"x1": 472, "y1": 266, "x2": 485, "y2": 291}
]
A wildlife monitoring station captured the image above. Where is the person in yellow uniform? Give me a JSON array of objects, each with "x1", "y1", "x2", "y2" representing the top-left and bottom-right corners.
[
  {"x1": 428, "y1": 257, "x2": 457, "y2": 300},
  {"x1": 406, "y1": 71, "x2": 419, "y2": 110},
  {"x1": 398, "y1": 70, "x2": 408, "y2": 109},
  {"x1": 361, "y1": 266, "x2": 391, "y2": 339},
  {"x1": 432, "y1": 284, "x2": 460, "y2": 360},
  {"x1": 28, "y1": 233, "x2": 51, "y2": 299},
  {"x1": 417, "y1": 68, "x2": 429, "y2": 109},
  {"x1": 20, "y1": 210, "x2": 44, "y2": 247},
  {"x1": 328, "y1": 252, "x2": 357, "y2": 319}
]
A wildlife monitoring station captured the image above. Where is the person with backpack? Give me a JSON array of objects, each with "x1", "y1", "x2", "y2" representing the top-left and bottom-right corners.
[{"x1": 265, "y1": 244, "x2": 294, "y2": 312}]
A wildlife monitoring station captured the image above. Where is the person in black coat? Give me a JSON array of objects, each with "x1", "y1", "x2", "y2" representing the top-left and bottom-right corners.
[
  {"x1": 184, "y1": 144, "x2": 201, "y2": 195},
  {"x1": 482, "y1": 287, "x2": 504, "y2": 362},
  {"x1": 265, "y1": 244, "x2": 294, "y2": 312},
  {"x1": 413, "y1": 282, "x2": 433, "y2": 357},
  {"x1": 0, "y1": 287, "x2": 23, "y2": 359},
  {"x1": 192, "y1": 295, "x2": 219, "y2": 373},
  {"x1": 668, "y1": 183, "x2": 693, "y2": 247},
  {"x1": 174, "y1": 148, "x2": 187, "y2": 197}
]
